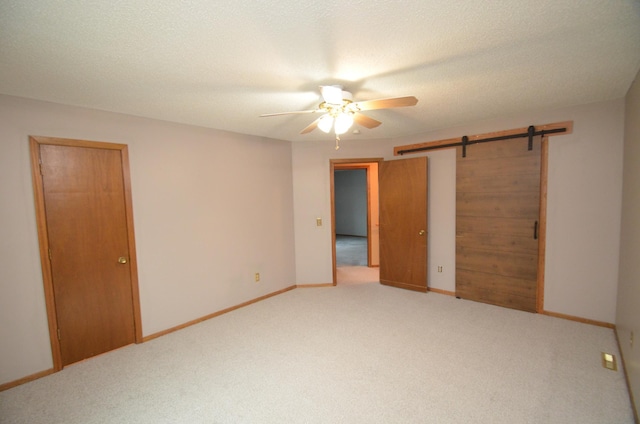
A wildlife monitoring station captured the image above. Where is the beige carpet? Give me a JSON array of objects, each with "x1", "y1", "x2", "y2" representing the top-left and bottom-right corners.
[
  {"x1": 336, "y1": 265, "x2": 380, "y2": 285},
  {"x1": 0, "y1": 283, "x2": 634, "y2": 423}
]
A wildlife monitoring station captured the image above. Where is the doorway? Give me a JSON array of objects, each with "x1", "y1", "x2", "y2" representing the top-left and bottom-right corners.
[
  {"x1": 29, "y1": 136, "x2": 142, "y2": 370},
  {"x1": 330, "y1": 159, "x2": 381, "y2": 285},
  {"x1": 335, "y1": 168, "x2": 368, "y2": 266}
]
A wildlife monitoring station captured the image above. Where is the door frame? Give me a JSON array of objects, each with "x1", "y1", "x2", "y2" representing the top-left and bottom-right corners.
[
  {"x1": 330, "y1": 158, "x2": 382, "y2": 285},
  {"x1": 29, "y1": 136, "x2": 143, "y2": 371}
]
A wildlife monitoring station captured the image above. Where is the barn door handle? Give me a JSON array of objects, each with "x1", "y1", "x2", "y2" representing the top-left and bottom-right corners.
[
  {"x1": 533, "y1": 221, "x2": 538, "y2": 240},
  {"x1": 118, "y1": 256, "x2": 128, "y2": 264}
]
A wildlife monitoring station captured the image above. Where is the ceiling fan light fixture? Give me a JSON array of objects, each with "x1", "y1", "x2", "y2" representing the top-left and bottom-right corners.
[
  {"x1": 320, "y1": 85, "x2": 344, "y2": 105},
  {"x1": 260, "y1": 86, "x2": 418, "y2": 139},
  {"x1": 334, "y1": 113, "x2": 354, "y2": 135},
  {"x1": 318, "y1": 114, "x2": 334, "y2": 133}
]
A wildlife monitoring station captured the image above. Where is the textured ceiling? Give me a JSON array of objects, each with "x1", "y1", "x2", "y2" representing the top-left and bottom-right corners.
[{"x1": 1, "y1": 0, "x2": 639, "y2": 142}]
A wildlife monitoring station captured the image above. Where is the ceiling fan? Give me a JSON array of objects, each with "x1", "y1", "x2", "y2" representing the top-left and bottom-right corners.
[{"x1": 260, "y1": 85, "x2": 418, "y2": 146}]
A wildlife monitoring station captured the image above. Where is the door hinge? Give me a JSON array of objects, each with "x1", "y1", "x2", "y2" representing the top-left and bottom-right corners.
[
  {"x1": 57, "y1": 328, "x2": 61, "y2": 340},
  {"x1": 48, "y1": 248, "x2": 52, "y2": 260},
  {"x1": 39, "y1": 158, "x2": 44, "y2": 176}
]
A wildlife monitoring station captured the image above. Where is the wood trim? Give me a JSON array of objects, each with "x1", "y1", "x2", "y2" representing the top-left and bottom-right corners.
[
  {"x1": 143, "y1": 285, "x2": 297, "y2": 342},
  {"x1": 536, "y1": 137, "x2": 549, "y2": 312},
  {"x1": 332, "y1": 165, "x2": 377, "y2": 170},
  {"x1": 30, "y1": 135, "x2": 128, "y2": 150},
  {"x1": 0, "y1": 368, "x2": 55, "y2": 392},
  {"x1": 29, "y1": 137, "x2": 63, "y2": 372},
  {"x1": 427, "y1": 287, "x2": 456, "y2": 296},
  {"x1": 330, "y1": 162, "x2": 337, "y2": 286},
  {"x1": 331, "y1": 158, "x2": 384, "y2": 164},
  {"x1": 119, "y1": 146, "x2": 143, "y2": 343},
  {"x1": 330, "y1": 158, "x2": 383, "y2": 286},
  {"x1": 614, "y1": 328, "x2": 640, "y2": 424},
  {"x1": 365, "y1": 167, "x2": 373, "y2": 267},
  {"x1": 28, "y1": 136, "x2": 143, "y2": 370},
  {"x1": 541, "y1": 310, "x2": 615, "y2": 329},
  {"x1": 381, "y1": 281, "x2": 428, "y2": 293},
  {"x1": 393, "y1": 121, "x2": 573, "y2": 156}
]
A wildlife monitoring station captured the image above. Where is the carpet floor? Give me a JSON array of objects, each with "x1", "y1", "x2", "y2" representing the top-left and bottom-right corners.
[
  {"x1": 336, "y1": 266, "x2": 379, "y2": 285},
  {"x1": 336, "y1": 235, "x2": 367, "y2": 267},
  {"x1": 0, "y1": 283, "x2": 634, "y2": 423}
]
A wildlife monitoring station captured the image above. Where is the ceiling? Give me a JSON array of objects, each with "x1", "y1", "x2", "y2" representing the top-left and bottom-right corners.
[{"x1": 1, "y1": 1, "x2": 639, "y2": 143}]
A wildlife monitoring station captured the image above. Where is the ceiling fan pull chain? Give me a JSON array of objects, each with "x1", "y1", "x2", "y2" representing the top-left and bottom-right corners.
[{"x1": 335, "y1": 135, "x2": 341, "y2": 150}]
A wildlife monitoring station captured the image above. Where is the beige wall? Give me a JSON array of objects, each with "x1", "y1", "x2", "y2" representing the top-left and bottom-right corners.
[
  {"x1": 617, "y1": 70, "x2": 640, "y2": 413},
  {"x1": 0, "y1": 95, "x2": 296, "y2": 386},
  {"x1": 293, "y1": 98, "x2": 625, "y2": 323}
]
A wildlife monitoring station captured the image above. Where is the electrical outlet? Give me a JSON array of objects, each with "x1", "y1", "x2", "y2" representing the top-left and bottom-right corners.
[
  {"x1": 437, "y1": 266, "x2": 443, "y2": 273},
  {"x1": 255, "y1": 273, "x2": 260, "y2": 282}
]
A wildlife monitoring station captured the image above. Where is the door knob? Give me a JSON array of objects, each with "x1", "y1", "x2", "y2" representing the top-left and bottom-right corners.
[
  {"x1": 418, "y1": 230, "x2": 426, "y2": 236},
  {"x1": 118, "y1": 257, "x2": 128, "y2": 264}
]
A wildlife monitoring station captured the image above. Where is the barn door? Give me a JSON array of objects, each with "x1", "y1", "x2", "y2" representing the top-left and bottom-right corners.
[
  {"x1": 455, "y1": 136, "x2": 541, "y2": 312},
  {"x1": 379, "y1": 157, "x2": 428, "y2": 292},
  {"x1": 31, "y1": 137, "x2": 141, "y2": 367}
]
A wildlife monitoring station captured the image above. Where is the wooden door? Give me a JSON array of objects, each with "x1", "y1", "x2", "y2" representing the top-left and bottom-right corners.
[
  {"x1": 379, "y1": 157, "x2": 428, "y2": 292},
  {"x1": 455, "y1": 136, "x2": 541, "y2": 312},
  {"x1": 35, "y1": 139, "x2": 139, "y2": 366}
]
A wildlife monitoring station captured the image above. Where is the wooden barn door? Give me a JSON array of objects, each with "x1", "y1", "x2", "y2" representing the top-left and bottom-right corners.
[
  {"x1": 379, "y1": 157, "x2": 428, "y2": 292},
  {"x1": 455, "y1": 136, "x2": 541, "y2": 312},
  {"x1": 31, "y1": 136, "x2": 142, "y2": 368}
]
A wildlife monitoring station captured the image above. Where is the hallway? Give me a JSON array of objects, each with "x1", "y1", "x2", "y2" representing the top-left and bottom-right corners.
[
  {"x1": 335, "y1": 235, "x2": 367, "y2": 266},
  {"x1": 335, "y1": 235, "x2": 379, "y2": 284}
]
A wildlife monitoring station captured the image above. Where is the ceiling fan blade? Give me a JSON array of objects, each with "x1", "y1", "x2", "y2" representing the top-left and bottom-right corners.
[
  {"x1": 353, "y1": 96, "x2": 418, "y2": 111},
  {"x1": 300, "y1": 117, "x2": 322, "y2": 134},
  {"x1": 260, "y1": 109, "x2": 319, "y2": 117},
  {"x1": 320, "y1": 85, "x2": 344, "y2": 104},
  {"x1": 353, "y1": 113, "x2": 382, "y2": 129}
]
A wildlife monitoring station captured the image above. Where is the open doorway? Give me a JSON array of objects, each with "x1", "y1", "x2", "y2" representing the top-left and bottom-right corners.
[
  {"x1": 330, "y1": 159, "x2": 382, "y2": 285},
  {"x1": 335, "y1": 168, "x2": 368, "y2": 266}
]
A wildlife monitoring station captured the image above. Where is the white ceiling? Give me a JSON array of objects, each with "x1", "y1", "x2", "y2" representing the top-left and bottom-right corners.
[{"x1": 1, "y1": 1, "x2": 639, "y2": 142}]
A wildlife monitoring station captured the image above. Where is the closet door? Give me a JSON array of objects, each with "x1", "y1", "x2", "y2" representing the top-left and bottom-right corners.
[
  {"x1": 379, "y1": 157, "x2": 428, "y2": 292},
  {"x1": 31, "y1": 136, "x2": 141, "y2": 369},
  {"x1": 455, "y1": 137, "x2": 541, "y2": 312}
]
